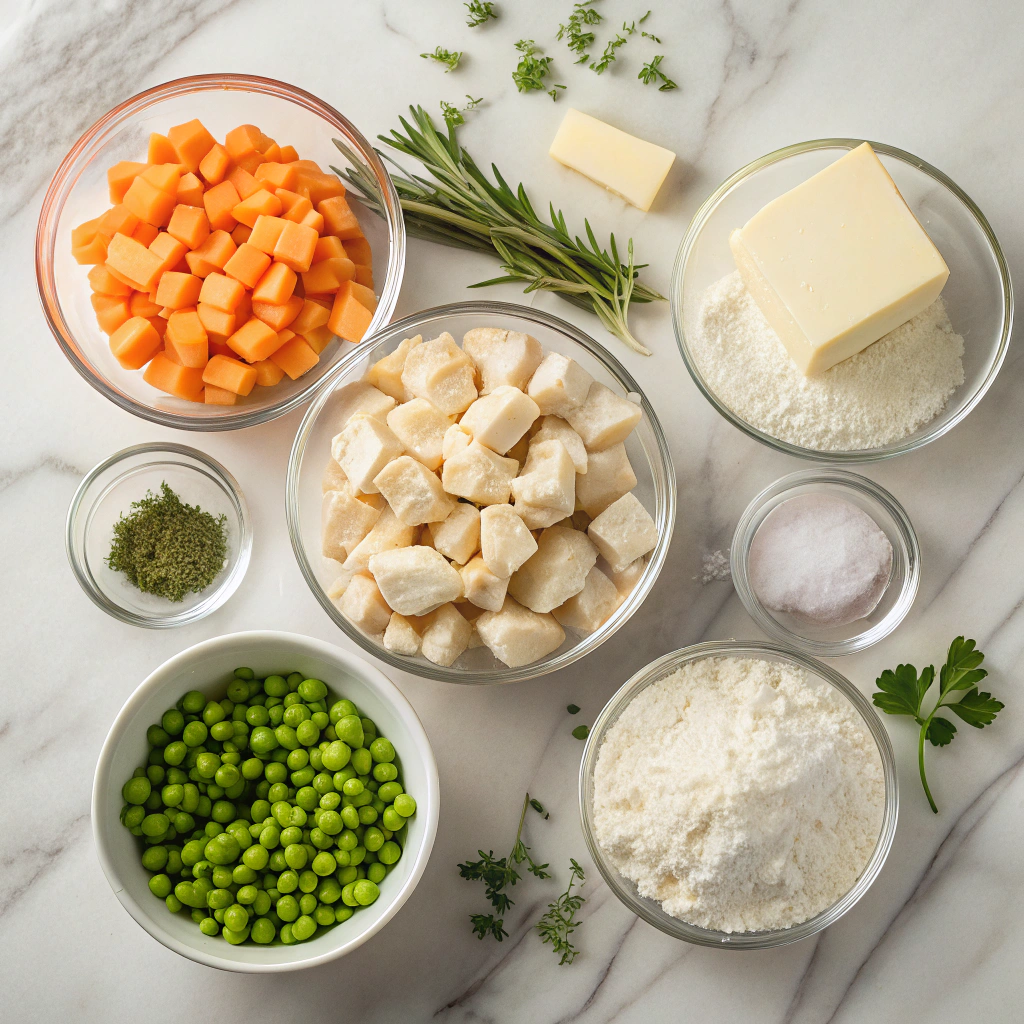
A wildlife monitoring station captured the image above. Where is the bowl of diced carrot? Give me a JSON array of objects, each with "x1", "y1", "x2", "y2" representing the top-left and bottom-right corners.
[{"x1": 36, "y1": 74, "x2": 406, "y2": 429}]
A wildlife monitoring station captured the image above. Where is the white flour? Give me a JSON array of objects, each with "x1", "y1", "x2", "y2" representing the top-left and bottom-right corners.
[
  {"x1": 690, "y1": 272, "x2": 965, "y2": 451},
  {"x1": 592, "y1": 657, "x2": 884, "y2": 933}
]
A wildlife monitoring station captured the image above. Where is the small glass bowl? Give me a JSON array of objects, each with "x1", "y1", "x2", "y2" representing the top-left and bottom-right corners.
[
  {"x1": 579, "y1": 641, "x2": 899, "y2": 950},
  {"x1": 36, "y1": 73, "x2": 405, "y2": 430},
  {"x1": 671, "y1": 139, "x2": 1013, "y2": 461},
  {"x1": 286, "y1": 300, "x2": 676, "y2": 684},
  {"x1": 730, "y1": 470, "x2": 920, "y2": 656},
  {"x1": 66, "y1": 443, "x2": 251, "y2": 627}
]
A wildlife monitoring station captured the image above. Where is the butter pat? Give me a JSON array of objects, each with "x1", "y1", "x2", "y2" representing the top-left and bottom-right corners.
[
  {"x1": 730, "y1": 142, "x2": 949, "y2": 375},
  {"x1": 549, "y1": 108, "x2": 675, "y2": 212}
]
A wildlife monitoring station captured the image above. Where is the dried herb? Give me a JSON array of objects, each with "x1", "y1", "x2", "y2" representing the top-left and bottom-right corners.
[
  {"x1": 465, "y1": 0, "x2": 498, "y2": 26},
  {"x1": 513, "y1": 39, "x2": 565, "y2": 100},
  {"x1": 536, "y1": 859, "x2": 586, "y2": 964},
  {"x1": 638, "y1": 55, "x2": 677, "y2": 90},
  {"x1": 421, "y1": 46, "x2": 462, "y2": 72},
  {"x1": 557, "y1": 1, "x2": 602, "y2": 62},
  {"x1": 106, "y1": 482, "x2": 227, "y2": 602}
]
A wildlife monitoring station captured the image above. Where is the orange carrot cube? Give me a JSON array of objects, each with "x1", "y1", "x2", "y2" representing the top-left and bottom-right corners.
[
  {"x1": 252, "y1": 294, "x2": 303, "y2": 332},
  {"x1": 123, "y1": 175, "x2": 176, "y2": 227},
  {"x1": 277, "y1": 189, "x2": 313, "y2": 221},
  {"x1": 252, "y1": 261, "x2": 297, "y2": 305},
  {"x1": 131, "y1": 221, "x2": 160, "y2": 246},
  {"x1": 204, "y1": 384, "x2": 237, "y2": 405},
  {"x1": 148, "y1": 133, "x2": 178, "y2": 165},
  {"x1": 328, "y1": 283, "x2": 374, "y2": 343},
  {"x1": 203, "y1": 353, "x2": 257, "y2": 396},
  {"x1": 223, "y1": 242, "x2": 272, "y2": 289},
  {"x1": 296, "y1": 168, "x2": 346, "y2": 205},
  {"x1": 262, "y1": 142, "x2": 282, "y2": 162},
  {"x1": 203, "y1": 180, "x2": 241, "y2": 233},
  {"x1": 344, "y1": 280, "x2": 378, "y2": 312},
  {"x1": 226, "y1": 165, "x2": 261, "y2": 202},
  {"x1": 270, "y1": 335, "x2": 320, "y2": 379},
  {"x1": 88, "y1": 264, "x2": 133, "y2": 296},
  {"x1": 176, "y1": 172, "x2": 205, "y2": 207},
  {"x1": 155, "y1": 271, "x2": 203, "y2": 310},
  {"x1": 313, "y1": 236, "x2": 348, "y2": 263},
  {"x1": 148, "y1": 315, "x2": 168, "y2": 339},
  {"x1": 209, "y1": 340, "x2": 234, "y2": 359},
  {"x1": 92, "y1": 293, "x2": 132, "y2": 335},
  {"x1": 108, "y1": 161, "x2": 147, "y2": 203},
  {"x1": 272, "y1": 220, "x2": 318, "y2": 273},
  {"x1": 199, "y1": 143, "x2": 232, "y2": 186},
  {"x1": 166, "y1": 204, "x2": 210, "y2": 250},
  {"x1": 344, "y1": 236, "x2": 372, "y2": 266},
  {"x1": 290, "y1": 298, "x2": 331, "y2": 336},
  {"x1": 255, "y1": 162, "x2": 297, "y2": 191},
  {"x1": 198, "y1": 272, "x2": 245, "y2": 312},
  {"x1": 97, "y1": 204, "x2": 140, "y2": 239},
  {"x1": 168, "y1": 119, "x2": 216, "y2": 173},
  {"x1": 165, "y1": 309, "x2": 209, "y2": 368},
  {"x1": 225, "y1": 125, "x2": 262, "y2": 163},
  {"x1": 144, "y1": 351, "x2": 205, "y2": 401},
  {"x1": 129, "y1": 291, "x2": 163, "y2": 318},
  {"x1": 72, "y1": 218, "x2": 101, "y2": 248},
  {"x1": 105, "y1": 233, "x2": 165, "y2": 291},
  {"x1": 185, "y1": 231, "x2": 237, "y2": 278},
  {"x1": 149, "y1": 232, "x2": 189, "y2": 275},
  {"x1": 300, "y1": 210, "x2": 325, "y2": 233},
  {"x1": 301, "y1": 257, "x2": 354, "y2": 295},
  {"x1": 303, "y1": 325, "x2": 334, "y2": 354},
  {"x1": 109, "y1": 316, "x2": 162, "y2": 369},
  {"x1": 73, "y1": 236, "x2": 109, "y2": 264},
  {"x1": 197, "y1": 303, "x2": 237, "y2": 339},
  {"x1": 318, "y1": 196, "x2": 361, "y2": 239},
  {"x1": 140, "y1": 164, "x2": 183, "y2": 195},
  {"x1": 254, "y1": 358, "x2": 286, "y2": 386},
  {"x1": 353, "y1": 265, "x2": 374, "y2": 289},
  {"x1": 232, "y1": 189, "x2": 282, "y2": 228},
  {"x1": 278, "y1": 145, "x2": 299, "y2": 163},
  {"x1": 227, "y1": 317, "x2": 283, "y2": 362},
  {"x1": 247, "y1": 215, "x2": 287, "y2": 255},
  {"x1": 230, "y1": 224, "x2": 253, "y2": 246}
]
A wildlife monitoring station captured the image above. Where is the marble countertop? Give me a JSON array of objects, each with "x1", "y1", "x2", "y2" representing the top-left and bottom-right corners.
[{"x1": 1, "y1": 0, "x2": 1021, "y2": 1020}]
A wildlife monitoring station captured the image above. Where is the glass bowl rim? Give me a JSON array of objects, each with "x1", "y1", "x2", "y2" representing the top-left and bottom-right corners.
[
  {"x1": 578, "y1": 639, "x2": 899, "y2": 949},
  {"x1": 730, "y1": 468, "x2": 921, "y2": 656},
  {"x1": 65, "y1": 441, "x2": 253, "y2": 628},
  {"x1": 35, "y1": 72, "x2": 406, "y2": 431},
  {"x1": 670, "y1": 137, "x2": 1014, "y2": 463},
  {"x1": 285, "y1": 298, "x2": 677, "y2": 684}
]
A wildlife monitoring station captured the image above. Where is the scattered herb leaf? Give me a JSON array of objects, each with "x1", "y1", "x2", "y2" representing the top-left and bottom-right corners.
[
  {"x1": 421, "y1": 46, "x2": 462, "y2": 72},
  {"x1": 557, "y1": 1, "x2": 603, "y2": 63},
  {"x1": 641, "y1": 29, "x2": 661, "y2": 42},
  {"x1": 572, "y1": 725, "x2": 590, "y2": 740},
  {"x1": 440, "y1": 94, "x2": 483, "y2": 130},
  {"x1": 590, "y1": 32, "x2": 627, "y2": 74},
  {"x1": 465, "y1": 0, "x2": 498, "y2": 27},
  {"x1": 530, "y1": 798, "x2": 550, "y2": 819},
  {"x1": 458, "y1": 792, "x2": 550, "y2": 941},
  {"x1": 872, "y1": 637, "x2": 1002, "y2": 813},
  {"x1": 513, "y1": 39, "x2": 564, "y2": 99},
  {"x1": 536, "y1": 859, "x2": 586, "y2": 964},
  {"x1": 332, "y1": 107, "x2": 663, "y2": 353},
  {"x1": 567, "y1": 704, "x2": 581, "y2": 714},
  {"x1": 638, "y1": 54, "x2": 677, "y2": 90}
]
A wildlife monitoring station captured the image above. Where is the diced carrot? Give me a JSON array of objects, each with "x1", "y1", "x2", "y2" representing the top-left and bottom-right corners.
[
  {"x1": 147, "y1": 315, "x2": 168, "y2": 340},
  {"x1": 262, "y1": 142, "x2": 282, "y2": 162},
  {"x1": 199, "y1": 143, "x2": 232, "y2": 186},
  {"x1": 271, "y1": 220, "x2": 318, "y2": 274},
  {"x1": 162, "y1": 338, "x2": 182, "y2": 363},
  {"x1": 344, "y1": 235, "x2": 372, "y2": 266},
  {"x1": 91, "y1": 293, "x2": 132, "y2": 334},
  {"x1": 226, "y1": 165, "x2": 261, "y2": 202},
  {"x1": 227, "y1": 317, "x2": 283, "y2": 362},
  {"x1": 149, "y1": 232, "x2": 188, "y2": 275},
  {"x1": 131, "y1": 221, "x2": 160, "y2": 246},
  {"x1": 306, "y1": 295, "x2": 333, "y2": 310},
  {"x1": 235, "y1": 289, "x2": 252, "y2": 324},
  {"x1": 176, "y1": 172, "x2": 205, "y2": 207},
  {"x1": 270, "y1": 334, "x2": 320, "y2": 379},
  {"x1": 203, "y1": 353, "x2": 257, "y2": 396},
  {"x1": 185, "y1": 231, "x2": 237, "y2": 278},
  {"x1": 328, "y1": 283, "x2": 374, "y2": 343},
  {"x1": 204, "y1": 384, "x2": 237, "y2": 405},
  {"x1": 353, "y1": 265, "x2": 374, "y2": 289},
  {"x1": 168, "y1": 119, "x2": 216, "y2": 173},
  {"x1": 235, "y1": 151, "x2": 266, "y2": 175},
  {"x1": 301, "y1": 256, "x2": 355, "y2": 294},
  {"x1": 165, "y1": 309, "x2": 209, "y2": 368},
  {"x1": 73, "y1": 236, "x2": 109, "y2": 264},
  {"x1": 106, "y1": 233, "x2": 165, "y2": 291},
  {"x1": 296, "y1": 168, "x2": 346, "y2": 205},
  {"x1": 129, "y1": 291, "x2": 163, "y2": 318},
  {"x1": 148, "y1": 133, "x2": 178, "y2": 165},
  {"x1": 252, "y1": 294, "x2": 303, "y2": 332},
  {"x1": 109, "y1": 316, "x2": 162, "y2": 369},
  {"x1": 318, "y1": 195, "x2": 361, "y2": 239},
  {"x1": 313, "y1": 236, "x2": 347, "y2": 263},
  {"x1": 232, "y1": 189, "x2": 282, "y2": 228},
  {"x1": 203, "y1": 180, "x2": 241, "y2": 232},
  {"x1": 225, "y1": 125, "x2": 262, "y2": 162},
  {"x1": 196, "y1": 272, "x2": 244, "y2": 312},
  {"x1": 144, "y1": 351, "x2": 205, "y2": 401},
  {"x1": 108, "y1": 161, "x2": 147, "y2": 203},
  {"x1": 343, "y1": 279, "x2": 378, "y2": 312},
  {"x1": 255, "y1": 162, "x2": 298, "y2": 191},
  {"x1": 97, "y1": 204, "x2": 140, "y2": 239},
  {"x1": 252, "y1": 261, "x2": 297, "y2": 305},
  {"x1": 197, "y1": 303, "x2": 236, "y2": 339},
  {"x1": 279, "y1": 145, "x2": 299, "y2": 163},
  {"x1": 72, "y1": 218, "x2": 101, "y2": 248},
  {"x1": 304, "y1": 324, "x2": 335, "y2": 354},
  {"x1": 123, "y1": 175, "x2": 176, "y2": 227},
  {"x1": 290, "y1": 298, "x2": 331, "y2": 336},
  {"x1": 254, "y1": 358, "x2": 286, "y2": 386},
  {"x1": 166, "y1": 203, "x2": 210, "y2": 250},
  {"x1": 223, "y1": 243, "x2": 271, "y2": 289},
  {"x1": 247, "y1": 215, "x2": 287, "y2": 255},
  {"x1": 209, "y1": 339, "x2": 234, "y2": 358},
  {"x1": 299, "y1": 209, "x2": 325, "y2": 233},
  {"x1": 88, "y1": 264, "x2": 132, "y2": 296},
  {"x1": 155, "y1": 271, "x2": 203, "y2": 310},
  {"x1": 277, "y1": 189, "x2": 313, "y2": 222},
  {"x1": 140, "y1": 163, "x2": 183, "y2": 195},
  {"x1": 230, "y1": 224, "x2": 252, "y2": 246}
]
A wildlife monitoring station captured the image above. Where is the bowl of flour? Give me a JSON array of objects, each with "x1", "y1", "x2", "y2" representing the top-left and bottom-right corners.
[
  {"x1": 671, "y1": 139, "x2": 1012, "y2": 462},
  {"x1": 581, "y1": 642, "x2": 898, "y2": 948}
]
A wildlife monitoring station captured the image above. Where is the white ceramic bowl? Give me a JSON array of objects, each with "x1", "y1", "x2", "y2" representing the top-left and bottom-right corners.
[{"x1": 92, "y1": 631, "x2": 439, "y2": 972}]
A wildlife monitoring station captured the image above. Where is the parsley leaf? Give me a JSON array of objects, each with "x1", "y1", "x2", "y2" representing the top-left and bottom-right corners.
[
  {"x1": 926, "y1": 716, "x2": 956, "y2": 746},
  {"x1": 421, "y1": 46, "x2": 462, "y2": 72},
  {"x1": 465, "y1": 0, "x2": 498, "y2": 27},
  {"x1": 872, "y1": 663, "x2": 934, "y2": 718},
  {"x1": 948, "y1": 689, "x2": 1003, "y2": 728}
]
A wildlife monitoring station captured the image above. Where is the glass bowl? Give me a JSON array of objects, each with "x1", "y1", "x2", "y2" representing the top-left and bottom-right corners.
[
  {"x1": 286, "y1": 300, "x2": 676, "y2": 684},
  {"x1": 671, "y1": 139, "x2": 1013, "y2": 461},
  {"x1": 579, "y1": 641, "x2": 899, "y2": 949},
  {"x1": 730, "y1": 469, "x2": 920, "y2": 656},
  {"x1": 36, "y1": 73, "x2": 405, "y2": 430},
  {"x1": 66, "y1": 443, "x2": 251, "y2": 627},
  {"x1": 92, "y1": 630, "x2": 439, "y2": 972}
]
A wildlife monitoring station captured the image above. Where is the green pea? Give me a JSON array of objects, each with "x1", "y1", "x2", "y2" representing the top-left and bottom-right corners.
[
  {"x1": 377, "y1": 781, "x2": 404, "y2": 804},
  {"x1": 288, "y1": 914, "x2": 314, "y2": 942},
  {"x1": 290, "y1": 767, "x2": 315, "y2": 788},
  {"x1": 241, "y1": 844, "x2": 269, "y2": 872},
  {"x1": 141, "y1": 813, "x2": 169, "y2": 838},
  {"x1": 336, "y1": 828, "x2": 358, "y2": 851},
  {"x1": 233, "y1": 667, "x2": 255, "y2": 681},
  {"x1": 378, "y1": 841, "x2": 401, "y2": 866},
  {"x1": 223, "y1": 923, "x2": 250, "y2": 945},
  {"x1": 215, "y1": 764, "x2": 240, "y2": 789},
  {"x1": 274, "y1": 724, "x2": 299, "y2": 751},
  {"x1": 357, "y1": 806, "x2": 378, "y2": 826},
  {"x1": 268, "y1": 705, "x2": 285, "y2": 726},
  {"x1": 284, "y1": 843, "x2": 308, "y2": 871},
  {"x1": 226, "y1": 678, "x2": 250, "y2": 703},
  {"x1": 329, "y1": 699, "x2": 358, "y2": 724},
  {"x1": 311, "y1": 773, "x2": 335, "y2": 796},
  {"x1": 235, "y1": 885, "x2": 257, "y2": 905},
  {"x1": 333, "y1": 767, "x2": 357, "y2": 789},
  {"x1": 265, "y1": 762, "x2": 288, "y2": 785},
  {"x1": 198, "y1": 917, "x2": 219, "y2": 936},
  {"x1": 286, "y1": 747, "x2": 309, "y2": 771},
  {"x1": 162, "y1": 709, "x2": 185, "y2": 736},
  {"x1": 163, "y1": 741, "x2": 187, "y2": 767},
  {"x1": 361, "y1": 719, "x2": 377, "y2": 743},
  {"x1": 250, "y1": 917, "x2": 275, "y2": 944},
  {"x1": 182, "y1": 721, "x2": 208, "y2": 747},
  {"x1": 309, "y1": 827, "x2": 333, "y2": 851},
  {"x1": 296, "y1": 720, "x2": 320, "y2": 747},
  {"x1": 319, "y1": 791, "x2": 341, "y2": 812},
  {"x1": 312, "y1": 851, "x2": 336, "y2": 876},
  {"x1": 298, "y1": 893, "x2": 317, "y2": 916},
  {"x1": 252, "y1": 891, "x2": 272, "y2": 917},
  {"x1": 161, "y1": 784, "x2": 184, "y2": 807},
  {"x1": 202, "y1": 701, "x2": 226, "y2": 728},
  {"x1": 340, "y1": 882, "x2": 358, "y2": 907},
  {"x1": 297, "y1": 677, "x2": 328, "y2": 702},
  {"x1": 290, "y1": 806, "x2": 308, "y2": 828},
  {"x1": 146, "y1": 764, "x2": 166, "y2": 786},
  {"x1": 122, "y1": 776, "x2": 152, "y2": 805},
  {"x1": 172, "y1": 812, "x2": 195, "y2": 833},
  {"x1": 246, "y1": 705, "x2": 270, "y2": 729},
  {"x1": 147, "y1": 725, "x2": 170, "y2": 747},
  {"x1": 393, "y1": 794, "x2": 417, "y2": 818},
  {"x1": 334, "y1": 715, "x2": 364, "y2": 748},
  {"x1": 282, "y1": 704, "x2": 310, "y2": 728},
  {"x1": 206, "y1": 887, "x2": 233, "y2": 910},
  {"x1": 314, "y1": 904, "x2": 335, "y2": 926},
  {"x1": 204, "y1": 833, "x2": 240, "y2": 865},
  {"x1": 211, "y1": 800, "x2": 235, "y2": 824},
  {"x1": 269, "y1": 849, "x2": 288, "y2": 872},
  {"x1": 369, "y1": 737, "x2": 396, "y2": 763},
  {"x1": 148, "y1": 873, "x2": 172, "y2": 898},
  {"x1": 367, "y1": 862, "x2": 387, "y2": 884},
  {"x1": 372, "y1": 762, "x2": 398, "y2": 783},
  {"x1": 260, "y1": 825, "x2": 281, "y2": 850},
  {"x1": 317, "y1": 877, "x2": 343, "y2": 905},
  {"x1": 321, "y1": 740, "x2": 351, "y2": 772},
  {"x1": 318, "y1": 810, "x2": 343, "y2": 836},
  {"x1": 249, "y1": 726, "x2": 278, "y2": 755},
  {"x1": 350, "y1": 748, "x2": 372, "y2": 776},
  {"x1": 210, "y1": 721, "x2": 235, "y2": 742},
  {"x1": 381, "y1": 806, "x2": 405, "y2": 832},
  {"x1": 141, "y1": 845, "x2": 167, "y2": 872},
  {"x1": 181, "y1": 690, "x2": 206, "y2": 715},
  {"x1": 165, "y1": 894, "x2": 183, "y2": 913},
  {"x1": 276, "y1": 895, "x2": 300, "y2": 922},
  {"x1": 363, "y1": 826, "x2": 385, "y2": 853},
  {"x1": 352, "y1": 879, "x2": 380, "y2": 906}
]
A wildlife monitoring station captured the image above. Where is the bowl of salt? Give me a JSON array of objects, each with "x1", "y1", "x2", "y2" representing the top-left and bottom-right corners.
[{"x1": 731, "y1": 469, "x2": 920, "y2": 656}]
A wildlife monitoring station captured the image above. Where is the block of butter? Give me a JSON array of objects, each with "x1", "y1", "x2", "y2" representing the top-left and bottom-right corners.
[
  {"x1": 549, "y1": 108, "x2": 675, "y2": 212},
  {"x1": 730, "y1": 142, "x2": 949, "y2": 375}
]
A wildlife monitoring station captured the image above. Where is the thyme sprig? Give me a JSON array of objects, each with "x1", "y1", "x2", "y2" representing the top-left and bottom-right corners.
[
  {"x1": 465, "y1": 0, "x2": 497, "y2": 26},
  {"x1": 421, "y1": 46, "x2": 462, "y2": 72},
  {"x1": 638, "y1": 54, "x2": 677, "y2": 90},
  {"x1": 513, "y1": 39, "x2": 565, "y2": 100},
  {"x1": 557, "y1": 0, "x2": 602, "y2": 63},
  {"x1": 536, "y1": 859, "x2": 586, "y2": 964},
  {"x1": 440, "y1": 95, "x2": 483, "y2": 131},
  {"x1": 590, "y1": 32, "x2": 627, "y2": 73},
  {"x1": 332, "y1": 106, "x2": 662, "y2": 353}
]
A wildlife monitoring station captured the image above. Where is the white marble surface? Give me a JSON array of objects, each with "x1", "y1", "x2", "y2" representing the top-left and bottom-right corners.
[{"x1": 1, "y1": 0, "x2": 1021, "y2": 1020}]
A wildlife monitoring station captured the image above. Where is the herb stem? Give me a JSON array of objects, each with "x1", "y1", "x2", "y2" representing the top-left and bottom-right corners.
[{"x1": 917, "y1": 717, "x2": 938, "y2": 813}]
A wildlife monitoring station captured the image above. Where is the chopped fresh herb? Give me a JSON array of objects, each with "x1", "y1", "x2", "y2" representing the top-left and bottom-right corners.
[
  {"x1": 440, "y1": 95, "x2": 483, "y2": 130},
  {"x1": 536, "y1": 859, "x2": 586, "y2": 964},
  {"x1": 513, "y1": 39, "x2": 564, "y2": 99},
  {"x1": 567, "y1": 703, "x2": 581, "y2": 714},
  {"x1": 106, "y1": 482, "x2": 228, "y2": 602},
  {"x1": 333, "y1": 107, "x2": 663, "y2": 353},
  {"x1": 872, "y1": 637, "x2": 1003, "y2": 813},
  {"x1": 638, "y1": 9, "x2": 651, "y2": 20},
  {"x1": 421, "y1": 46, "x2": 462, "y2": 72},
  {"x1": 465, "y1": 0, "x2": 498, "y2": 26},
  {"x1": 557, "y1": 1, "x2": 603, "y2": 63},
  {"x1": 458, "y1": 792, "x2": 550, "y2": 941},
  {"x1": 641, "y1": 29, "x2": 661, "y2": 42},
  {"x1": 530, "y1": 798, "x2": 549, "y2": 819},
  {"x1": 638, "y1": 54, "x2": 677, "y2": 90},
  {"x1": 590, "y1": 32, "x2": 627, "y2": 73},
  {"x1": 572, "y1": 725, "x2": 590, "y2": 740}
]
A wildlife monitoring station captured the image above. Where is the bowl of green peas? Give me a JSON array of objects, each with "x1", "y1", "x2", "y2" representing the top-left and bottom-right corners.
[{"x1": 92, "y1": 630, "x2": 439, "y2": 971}]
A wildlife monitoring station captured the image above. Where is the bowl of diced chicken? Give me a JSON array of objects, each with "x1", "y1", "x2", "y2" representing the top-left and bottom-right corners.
[{"x1": 286, "y1": 301, "x2": 676, "y2": 683}]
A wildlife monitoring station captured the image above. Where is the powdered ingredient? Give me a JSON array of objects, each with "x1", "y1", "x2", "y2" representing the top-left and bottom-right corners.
[
  {"x1": 690, "y1": 272, "x2": 964, "y2": 451},
  {"x1": 592, "y1": 656, "x2": 885, "y2": 932}
]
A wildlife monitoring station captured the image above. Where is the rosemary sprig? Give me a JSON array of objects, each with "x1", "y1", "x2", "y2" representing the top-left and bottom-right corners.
[
  {"x1": 458, "y1": 793, "x2": 551, "y2": 941},
  {"x1": 332, "y1": 106, "x2": 662, "y2": 353},
  {"x1": 421, "y1": 46, "x2": 462, "y2": 72},
  {"x1": 465, "y1": 0, "x2": 497, "y2": 26},
  {"x1": 536, "y1": 859, "x2": 586, "y2": 964},
  {"x1": 513, "y1": 39, "x2": 565, "y2": 100},
  {"x1": 638, "y1": 55, "x2": 677, "y2": 90},
  {"x1": 557, "y1": 1, "x2": 602, "y2": 63},
  {"x1": 440, "y1": 95, "x2": 483, "y2": 131}
]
